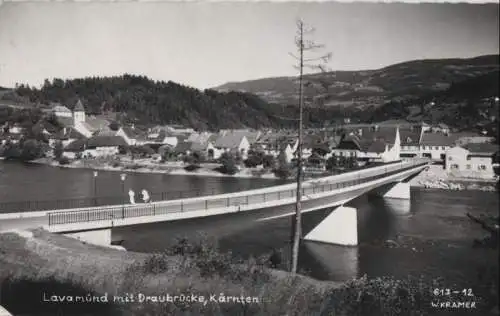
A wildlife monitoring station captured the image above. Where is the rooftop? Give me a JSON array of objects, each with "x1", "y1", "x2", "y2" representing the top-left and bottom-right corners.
[
  {"x1": 463, "y1": 143, "x2": 499, "y2": 155},
  {"x1": 74, "y1": 99, "x2": 85, "y2": 112},
  {"x1": 86, "y1": 136, "x2": 127, "y2": 148}
]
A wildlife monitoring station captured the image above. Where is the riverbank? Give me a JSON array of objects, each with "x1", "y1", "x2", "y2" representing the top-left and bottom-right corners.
[
  {"x1": 31, "y1": 157, "x2": 281, "y2": 180},
  {"x1": 2, "y1": 228, "x2": 489, "y2": 316},
  {"x1": 408, "y1": 164, "x2": 497, "y2": 191}
]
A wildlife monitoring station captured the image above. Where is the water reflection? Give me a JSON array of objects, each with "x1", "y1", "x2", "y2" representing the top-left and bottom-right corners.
[
  {"x1": 0, "y1": 161, "x2": 283, "y2": 203},
  {"x1": 302, "y1": 241, "x2": 359, "y2": 281},
  {"x1": 381, "y1": 198, "x2": 411, "y2": 216}
]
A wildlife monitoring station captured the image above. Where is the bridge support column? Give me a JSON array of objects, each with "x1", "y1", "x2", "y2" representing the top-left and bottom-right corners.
[
  {"x1": 65, "y1": 229, "x2": 112, "y2": 246},
  {"x1": 303, "y1": 206, "x2": 358, "y2": 246},
  {"x1": 374, "y1": 182, "x2": 410, "y2": 200}
]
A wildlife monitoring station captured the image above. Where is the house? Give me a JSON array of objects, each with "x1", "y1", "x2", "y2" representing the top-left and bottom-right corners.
[
  {"x1": 187, "y1": 132, "x2": 213, "y2": 144},
  {"x1": 164, "y1": 125, "x2": 195, "y2": 135},
  {"x1": 332, "y1": 127, "x2": 401, "y2": 163},
  {"x1": 253, "y1": 132, "x2": 298, "y2": 160},
  {"x1": 49, "y1": 127, "x2": 86, "y2": 147},
  {"x1": 213, "y1": 132, "x2": 250, "y2": 159},
  {"x1": 301, "y1": 135, "x2": 327, "y2": 159},
  {"x1": 157, "y1": 130, "x2": 178, "y2": 148},
  {"x1": 84, "y1": 136, "x2": 127, "y2": 157},
  {"x1": 219, "y1": 129, "x2": 261, "y2": 146},
  {"x1": 8, "y1": 123, "x2": 24, "y2": 135},
  {"x1": 173, "y1": 141, "x2": 194, "y2": 158},
  {"x1": 399, "y1": 126, "x2": 424, "y2": 158},
  {"x1": 52, "y1": 104, "x2": 73, "y2": 118},
  {"x1": 420, "y1": 132, "x2": 458, "y2": 161},
  {"x1": 62, "y1": 139, "x2": 86, "y2": 159},
  {"x1": 455, "y1": 135, "x2": 495, "y2": 146},
  {"x1": 53, "y1": 99, "x2": 111, "y2": 138},
  {"x1": 445, "y1": 143, "x2": 499, "y2": 179},
  {"x1": 306, "y1": 152, "x2": 327, "y2": 172},
  {"x1": 430, "y1": 123, "x2": 450, "y2": 134},
  {"x1": 116, "y1": 126, "x2": 139, "y2": 146}
]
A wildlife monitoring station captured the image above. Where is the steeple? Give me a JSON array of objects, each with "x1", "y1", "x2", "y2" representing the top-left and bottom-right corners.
[
  {"x1": 74, "y1": 99, "x2": 85, "y2": 112},
  {"x1": 73, "y1": 99, "x2": 86, "y2": 123}
]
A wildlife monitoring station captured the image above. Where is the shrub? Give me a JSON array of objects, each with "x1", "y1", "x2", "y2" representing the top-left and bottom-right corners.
[
  {"x1": 184, "y1": 164, "x2": 201, "y2": 172},
  {"x1": 53, "y1": 141, "x2": 63, "y2": 160},
  {"x1": 262, "y1": 154, "x2": 276, "y2": 169},
  {"x1": 141, "y1": 254, "x2": 169, "y2": 275},
  {"x1": 217, "y1": 152, "x2": 238, "y2": 175},
  {"x1": 118, "y1": 145, "x2": 128, "y2": 155},
  {"x1": 58, "y1": 157, "x2": 70, "y2": 165},
  {"x1": 326, "y1": 155, "x2": 338, "y2": 171},
  {"x1": 273, "y1": 167, "x2": 291, "y2": 179},
  {"x1": 244, "y1": 155, "x2": 262, "y2": 168},
  {"x1": 20, "y1": 139, "x2": 45, "y2": 161}
]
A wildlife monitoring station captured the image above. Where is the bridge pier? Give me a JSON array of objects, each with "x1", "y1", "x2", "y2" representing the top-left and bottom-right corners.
[
  {"x1": 372, "y1": 182, "x2": 410, "y2": 200},
  {"x1": 303, "y1": 206, "x2": 358, "y2": 246}
]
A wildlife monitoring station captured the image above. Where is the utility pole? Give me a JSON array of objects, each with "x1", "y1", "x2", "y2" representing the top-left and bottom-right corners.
[{"x1": 289, "y1": 19, "x2": 331, "y2": 275}]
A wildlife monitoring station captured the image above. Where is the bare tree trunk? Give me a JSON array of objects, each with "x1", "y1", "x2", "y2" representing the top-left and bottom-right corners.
[{"x1": 291, "y1": 21, "x2": 304, "y2": 275}]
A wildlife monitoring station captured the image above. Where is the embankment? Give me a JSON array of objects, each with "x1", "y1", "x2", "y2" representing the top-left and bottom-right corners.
[
  {"x1": 408, "y1": 164, "x2": 497, "y2": 191},
  {"x1": 0, "y1": 229, "x2": 484, "y2": 316}
]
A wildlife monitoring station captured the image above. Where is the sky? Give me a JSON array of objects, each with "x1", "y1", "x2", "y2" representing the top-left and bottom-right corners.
[{"x1": 0, "y1": 1, "x2": 498, "y2": 90}]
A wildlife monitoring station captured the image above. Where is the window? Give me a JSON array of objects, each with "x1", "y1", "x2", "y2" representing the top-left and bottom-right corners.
[
  {"x1": 466, "y1": 164, "x2": 471, "y2": 170},
  {"x1": 423, "y1": 146, "x2": 427, "y2": 150},
  {"x1": 434, "y1": 146, "x2": 439, "y2": 150},
  {"x1": 451, "y1": 164, "x2": 459, "y2": 169},
  {"x1": 479, "y1": 165, "x2": 486, "y2": 171},
  {"x1": 442, "y1": 146, "x2": 446, "y2": 150},
  {"x1": 339, "y1": 152, "x2": 343, "y2": 156}
]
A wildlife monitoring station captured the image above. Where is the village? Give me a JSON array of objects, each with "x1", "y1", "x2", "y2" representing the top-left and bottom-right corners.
[{"x1": 0, "y1": 99, "x2": 499, "y2": 185}]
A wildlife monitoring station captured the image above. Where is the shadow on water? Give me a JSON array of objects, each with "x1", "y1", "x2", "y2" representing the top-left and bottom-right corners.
[
  {"x1": 301, "y1": 241, "x2": 359, "y2": 281},
  {"x1": 297, "y1": 195, "x2": 414, "y2": 281}
]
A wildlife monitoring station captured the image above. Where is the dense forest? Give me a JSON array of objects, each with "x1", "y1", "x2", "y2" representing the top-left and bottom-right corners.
[
  {"x1": 3, "y1": 63, "x2": 498, "y2": 132},
  {"x1": 6, "y1": 75, "x2": 350, "y2": 130}
]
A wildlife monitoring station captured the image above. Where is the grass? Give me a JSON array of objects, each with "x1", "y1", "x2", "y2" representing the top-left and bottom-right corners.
[{"x1": 0, "y1": 229, "x2": 497, "y2": 316}]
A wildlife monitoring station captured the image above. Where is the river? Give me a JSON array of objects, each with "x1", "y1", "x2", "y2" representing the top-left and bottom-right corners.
[
  {"x1": 0, "y1": 160, "x2": 287, "y2": 210},
  {"x1": 0, "y1": 160, "x2": 498, "y2": 295}
]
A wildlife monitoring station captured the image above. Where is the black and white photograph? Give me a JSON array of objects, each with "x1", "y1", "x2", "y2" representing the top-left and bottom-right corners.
[{"x1": 0, "y1": 0, "x2": 498, "y2": 315}]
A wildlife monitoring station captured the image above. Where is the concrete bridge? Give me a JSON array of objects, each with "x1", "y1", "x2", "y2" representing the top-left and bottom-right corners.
[{"x1": 0, "y1": 159, "x2": 429, "y2": 247}]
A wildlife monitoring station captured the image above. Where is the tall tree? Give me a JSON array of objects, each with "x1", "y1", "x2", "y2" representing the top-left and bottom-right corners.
[{"x1": 289, "y1": 19, "x2": 331, "y2": 275}]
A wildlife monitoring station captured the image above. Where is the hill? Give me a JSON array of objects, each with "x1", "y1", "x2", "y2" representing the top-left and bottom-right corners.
[
  {"x1": 2, "y1": 75, "x2": 298, "y2": 131},
  {"x1": 2, "y1": 55, "x2": 498, "y2": 131},
  {"x1": 214, "y1": 55, "x2": 499, "y2": 110},
  {"x1": 368, "y1": 69, "x2": 499, "y2": 134}
]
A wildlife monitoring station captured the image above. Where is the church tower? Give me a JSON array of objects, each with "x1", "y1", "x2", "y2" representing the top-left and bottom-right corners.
[{"x1": 73, "y1": 99, "x2": 86, "y2": 124}]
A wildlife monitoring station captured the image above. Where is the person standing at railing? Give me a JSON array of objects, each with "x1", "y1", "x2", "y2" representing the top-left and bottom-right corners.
[
  {"x1": 141, "y1": 189, "x2": 151, "y2": 203},
  {"x1": 128, "y1": 189, "x2": 136, "y2": 204}
]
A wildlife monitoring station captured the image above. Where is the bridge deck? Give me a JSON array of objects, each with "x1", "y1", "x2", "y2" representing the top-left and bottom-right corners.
[{"x1": 0, "y1": 159, "x2": 429, "y2": 232}]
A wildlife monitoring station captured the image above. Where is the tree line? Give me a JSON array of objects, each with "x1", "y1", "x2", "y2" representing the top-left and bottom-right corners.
[{"x1": 7, "y1": 75, "x2": 353, "y2": 130}]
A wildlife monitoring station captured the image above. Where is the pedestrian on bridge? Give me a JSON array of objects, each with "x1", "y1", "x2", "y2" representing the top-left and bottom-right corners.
[
  {"x1": 141, "y1": 189, "x2": 151, "y2": 203},
  {"x1": 128, "y1": 189, "x2": 136, "y2": 204}
]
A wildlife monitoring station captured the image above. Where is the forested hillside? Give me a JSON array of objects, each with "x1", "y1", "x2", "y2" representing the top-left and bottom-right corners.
[{"x1": 5, "y1": 75, "x2": 305, "y2": 130}]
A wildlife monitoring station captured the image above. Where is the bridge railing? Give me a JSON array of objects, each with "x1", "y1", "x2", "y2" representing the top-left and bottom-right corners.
[
  {"x1": 48, "y1": 160, "x2": 429, "y2": 226},
  {"x1": 0, "y1": 187, "x2": 233, "y2": 214},
  {"x1": 1, "y1": 159, "x2": 428, "y2": 214}
]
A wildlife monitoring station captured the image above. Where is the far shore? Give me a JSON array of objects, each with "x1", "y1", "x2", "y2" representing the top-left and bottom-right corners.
[
  {"x1": 24, "y1": 157, "x2": 498, "y2": 192},
  {"x1": 30, "y1": 157, "x2": 283, "y2": 180}
]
